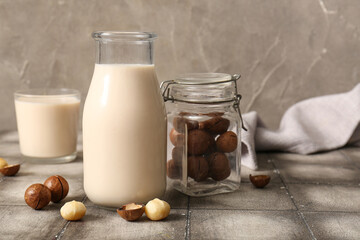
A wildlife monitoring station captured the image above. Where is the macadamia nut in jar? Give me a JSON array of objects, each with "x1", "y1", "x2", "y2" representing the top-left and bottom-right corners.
[{"x1": 161, "y1": 73, "x2": 246, "y2": 196}]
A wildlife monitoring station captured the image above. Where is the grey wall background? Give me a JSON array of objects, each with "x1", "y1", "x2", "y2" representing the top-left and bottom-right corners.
[{"x1": 0, "y1": 0, "x2": 359, "y2": 131}]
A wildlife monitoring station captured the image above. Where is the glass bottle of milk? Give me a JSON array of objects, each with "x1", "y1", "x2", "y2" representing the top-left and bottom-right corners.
[{"x1": 83, "y1": 32, "x2": 167, "y2": 208}]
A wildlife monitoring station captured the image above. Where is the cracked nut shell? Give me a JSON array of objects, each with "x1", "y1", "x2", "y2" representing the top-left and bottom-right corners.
[
  {"x1": 208, "y1": 152, "x2": 231, "y2": 181},
  {"x1": 173, "y1": 117, "x2": 199, "y2": 133},
  {"x1": 44, "y1": 175, "x2": 69, "y2": 203},
  {"x1": 199, "y1": 116, "x2": 230, "y2": 134},
  {"x1": 188, "y1": 129, "x2": 214, "y2": 155},
  {"x1": 117, "y1": 203, "x2": 145, "y2": 221},
  {"x1": 249, "y1": 174, "x2": 271, "y2": 188},
  {"x1": 24, "y1": 183, "x2": 51, "y2": 210},
  {"x1": 188, "y1": 156, "x2": 209, "y2": 182},
  {"x1": 0, "y1": 164, "x2": 20, "y2": 176},
  {"x1": 216, "y1": 131, "x2": 238, "y2": 153}
]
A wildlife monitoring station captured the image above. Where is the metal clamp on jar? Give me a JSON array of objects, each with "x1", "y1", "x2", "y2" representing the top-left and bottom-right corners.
[{"x1": 161, "y1": 73, "x2": 246, "y2": 196}]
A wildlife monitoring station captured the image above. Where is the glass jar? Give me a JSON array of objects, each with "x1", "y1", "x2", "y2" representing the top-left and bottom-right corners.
[
  {"x1": 83, "y1": 32, "x2": 167, "y2": 208},
  {"x1": 161, "y1": 73, "x2": 245, "y2": 196}
]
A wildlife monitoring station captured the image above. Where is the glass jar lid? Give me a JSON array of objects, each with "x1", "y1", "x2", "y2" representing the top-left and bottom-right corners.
[
  {"x1": 175, "y1": 73, "x2": 232, "y2": 85},
  {"x1": 161, "y1": 73, "x2": 239, "y2": 104},
  {"x1": 161, "y1": 73, "x2": 247, "y2": 131}
]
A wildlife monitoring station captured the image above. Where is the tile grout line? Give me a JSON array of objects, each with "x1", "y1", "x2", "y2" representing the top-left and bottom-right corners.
[
  {"x1": 185, "y1": 196, "x2": 191, "y2": 240},
  {"x1": 54, "y1": 195, "x2": 87, "y2": 240},
  {"x1": 244, "y1": 180, "x2": 357, "y2": 186},
  {"x1": 277, "y1": 181, "x2": 357, "y2": 186},
  {"x1": 270, "y1": 158, "x2": 317, "y2": 240}
]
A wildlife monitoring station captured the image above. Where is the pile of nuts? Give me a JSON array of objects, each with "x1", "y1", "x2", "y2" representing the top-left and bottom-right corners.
[
  {"x1": 24, "y1": 175, "x2": 69, "y2": 209},
  {"x1": 117, "y1": 198, "x2": 170, "y2": 221},
  {"x1": 167, "y1": 112, "x2": 238, "y2": 182},
  {"x1": 24, "y1": 175, "x2": 86, "y2": 221}
]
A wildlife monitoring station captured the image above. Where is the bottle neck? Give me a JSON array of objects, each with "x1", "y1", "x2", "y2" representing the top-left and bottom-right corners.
[{"x1": 95, "y1": 40, "x2": 154, "y2": 64}]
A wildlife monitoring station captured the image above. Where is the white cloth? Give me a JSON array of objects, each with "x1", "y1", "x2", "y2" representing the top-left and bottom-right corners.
[{"x1": 241, "y1": 83, "x2": 360, "y2": 170}]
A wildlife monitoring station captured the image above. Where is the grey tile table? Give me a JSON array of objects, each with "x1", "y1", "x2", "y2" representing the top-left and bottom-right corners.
[{"x1": 0, "y1": 131, "x2": 359, "y2": 240}]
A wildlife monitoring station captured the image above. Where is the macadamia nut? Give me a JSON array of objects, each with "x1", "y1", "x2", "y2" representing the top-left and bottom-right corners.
[
  {"x1": 187, "y1": 129, "x2": 214, "y2": 155},
  {"x1": 145, "y1": 198, "x2": 170, "y2": 221},
  {"x1": 199, "y1": 116, "x2": 230, "y2": 134},
  {"x1": 167, "y1": 159, "x2": 181, "y2": 179},
  {"x1": 171, "y1": 147, "x2": 183, "y2": 163},
  {"x1": 60, "y1": 200, "x2": 86, "y2": 221},
  {"x1": 0, "y1": 158, "x2": 8, "y2": 169},
  {"x1": 216, "y1": 131, "x2": 238, "y2": 153},
  {"x1": 24, "y1": 183, "x2": 52, "y2": 210},
  {"x1": 169, "y1": 128, "x2": 184, "y2": 147},
  {"x1": 188, "y1": 156, "x2": 209, "y2": 182},
  {"x1": 44, "y1": 175, "x2": 69, "y2": 203},
  {"x1": 208, "y1": 152, "x2": 231, "y2": 181}
]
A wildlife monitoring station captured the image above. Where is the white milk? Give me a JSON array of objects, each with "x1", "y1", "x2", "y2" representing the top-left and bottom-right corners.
[
  {"x1": 15, "y1": 97, "x2": 80, "y2": 158},
  {"x1": 83, "y1": 64, "x2": 167, "y2": 207}
]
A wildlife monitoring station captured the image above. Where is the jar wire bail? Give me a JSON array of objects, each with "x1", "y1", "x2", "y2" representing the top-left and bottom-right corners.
[{"x1": 160, "y1": 74, "x2": 247, "y2": 131}]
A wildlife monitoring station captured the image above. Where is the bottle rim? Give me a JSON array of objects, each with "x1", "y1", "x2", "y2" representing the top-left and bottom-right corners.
[
  {"x1": 92, "y1": 31, "x2": 157, "y2": 42},
  {"x1": 14, "y1": 88, "x2": 80, "y2": 99}
]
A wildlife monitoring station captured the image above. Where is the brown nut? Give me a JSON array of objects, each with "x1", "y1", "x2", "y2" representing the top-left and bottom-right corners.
[
  {"x1": 0, "y1": 164, "x2": 20, "y2": 176},
  {"x1": 172, "y1": 147, "x2": 183, "y2": 163},
  {"x1": 169, "y1": 128, "x2": 184, "y2": 147},
  {"x1": 44, "y1": 175, "x2": 69, "y2": 203},
  {"x1": 188, "y1": 156, "x2": 209, "y2": 182},
  {"x1": 167, "y1": 159, "x2": 181, "y2": 179},
  {"x1": 188, "y1": 129, "x2": 214, "y2": 155},
  {"x1": 173, "y1": 117, "x2": 199, "y2": 133},
  {"x1": 249, "y1": 174, "x2": 271, "y2": 188},
  {"x1": 216, "y1": 131, "x2": 238, "y2": 153},
  {"x1": 24, "y1": 184, "x2": 51, "y2": 210},
  {"x1": 207, "y1": 152, "x2": 231, "y2": 181},
  {"x1": 117, "y1": 203, "x2": 145, "y2": 221},
  {"x1": 199, "y1": 116, "x2": 230, "y2": 135}
]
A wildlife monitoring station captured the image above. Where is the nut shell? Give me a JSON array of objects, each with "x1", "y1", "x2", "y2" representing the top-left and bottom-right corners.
[
  {"x1": 188, "y1": 129, "x2": 214, "y2": 155},
  {"x1": 249, "y1": 174, "x2": 271, "y2": 188},
  {"x1": 44, "y1": 175, "x2": 69, "y2": 203},
  {"x1": 208, "y1": 152, "x2": 231, "y2": 181},
  {"x1": 0, "y1": 164, "x2": 20, "y2": 176},
  {"x1": 169, "y1": 128, "x2": 184, "y2": 147},
  {"x1": 188, "y1": 156, "x2": 209, "y2": 182},
  {"x1": 199, "y1": 116, "x2": 230, "y2": 134},
  {"x1": 171, "y1": 147, "x2": 183, "y2": 163},
  {"x1": 216, "y1": 131, "x2": 238, "y2": 153},
  {"x1": 24, "y1": 183, "x2": 51, "y2": 210},
  {"x1": 167, "y1": 159, "x2": 181, "y2": 179},
  {"x1": 117, "y1": 203, "x2": 145, "y2": 221},
  {"x1": 173, "y1": 117, "x2": 199, "y2": 133}
]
